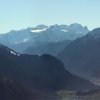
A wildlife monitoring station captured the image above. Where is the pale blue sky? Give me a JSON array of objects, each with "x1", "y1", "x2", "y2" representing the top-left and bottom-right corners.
[{"x1": 0, "y1": 0, "x2": 100, "y2": 33}]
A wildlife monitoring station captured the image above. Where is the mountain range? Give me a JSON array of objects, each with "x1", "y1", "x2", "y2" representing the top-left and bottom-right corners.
[
  {"x1": 0, "y1": 76, "x2": 45, "y2": 100},
  {"x1": 0, "y1": 23, "x2": 89, "y2": 55}
]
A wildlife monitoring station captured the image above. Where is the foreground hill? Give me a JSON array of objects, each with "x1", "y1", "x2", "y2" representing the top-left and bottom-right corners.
[
  {"x1": 0, "y1": 44, "x2": 96, "y2": 91},
  {"x1": 0, "y1": 44, "x2": 97, "y2": 99},
  {"x1": 0, "y1": 76, "x2": 46, "y2": 100}
]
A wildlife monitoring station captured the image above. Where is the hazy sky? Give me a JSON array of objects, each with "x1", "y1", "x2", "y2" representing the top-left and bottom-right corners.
[{"x1": 0, "y1": 0, "x2": 100, "y2": 33}]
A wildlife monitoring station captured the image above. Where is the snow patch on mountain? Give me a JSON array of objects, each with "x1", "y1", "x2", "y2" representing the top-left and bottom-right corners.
[
  {"x1": 10, "y1": 51, "x2": 20, "y2": 56},
  {"x1": 31, "y1": 28, "x2": 47, "y2": 33},
  {"x1": 61, "y1": 30, "x2": 68, "y2": 32},
  {"x1": 10, "y1": 51, "x2": 17, "y2": 55}
]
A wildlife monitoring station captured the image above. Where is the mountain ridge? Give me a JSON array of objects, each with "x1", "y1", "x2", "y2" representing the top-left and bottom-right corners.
[
  {"x1": 0, "y1": 23, "x2": 89, "y2": 54},
  {"x1": 58, "y1": 28, "x2": 100, "y2": 81}
]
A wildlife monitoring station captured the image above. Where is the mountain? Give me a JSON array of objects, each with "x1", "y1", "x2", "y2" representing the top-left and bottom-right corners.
[
  {"x1": 0, "y1": 44, "x2": 96, "y2": 92},
  {"x1": 24, "y1": 40, "x2": 71, "y2": 56},
  {"x1": 0, "y1": 23, "x2": 89, "y2": 54},
  {"x1": 58, "y1": 28, "x2": 100, "y2": 81},
  {"x1": 0, "y1": 76, "x2": 45, "y2": 100}
]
